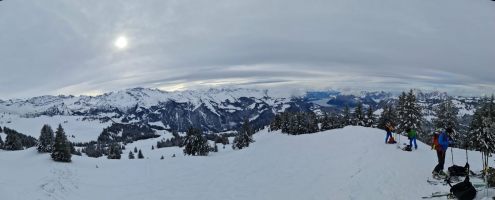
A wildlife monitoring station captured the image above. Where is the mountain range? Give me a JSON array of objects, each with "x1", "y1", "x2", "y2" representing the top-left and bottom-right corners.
[{"x1": 0, "y1": 88, "x2": 483, "y2": 141}]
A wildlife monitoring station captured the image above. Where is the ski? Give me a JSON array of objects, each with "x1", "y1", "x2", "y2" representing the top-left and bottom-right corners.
[
  {"x1": 421, "y1": 192, "x2": 452, "y2": 199},
  {"x1": 427, "y1": 177, "x2": 454, "y2": 186},
  {"x1": 427, "y1": 177, "x2": 487, "y2": 189}
]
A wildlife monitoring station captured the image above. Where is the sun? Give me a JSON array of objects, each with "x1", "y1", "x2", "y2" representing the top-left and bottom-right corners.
[{"x1": 114, "y1": 36, "x2": 128, "y2": 49}]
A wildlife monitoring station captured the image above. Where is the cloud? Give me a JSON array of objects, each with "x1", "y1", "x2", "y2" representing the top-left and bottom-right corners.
[{"x1": 0, "y1": 0, "x2": 494, "y2": 98}]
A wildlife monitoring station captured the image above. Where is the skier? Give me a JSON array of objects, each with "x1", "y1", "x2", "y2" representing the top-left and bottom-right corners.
[
  {"x1": 432, "y1": 127, "x2": 452, "y2": 178},
  {"x1": 384, "y1": 122, "x2": 395, "y2": 144},
  {"x1": 406, "y1": 128, "x2": 418, "y2": 150}
]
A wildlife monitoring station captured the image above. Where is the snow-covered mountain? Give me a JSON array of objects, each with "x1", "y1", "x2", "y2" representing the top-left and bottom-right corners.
[
  {"x1": 0, "y1": 88, "x2": 482, "y2": 143},
  {"x1": 0, "y1": 88, "x2": 296, "y2": 133}
]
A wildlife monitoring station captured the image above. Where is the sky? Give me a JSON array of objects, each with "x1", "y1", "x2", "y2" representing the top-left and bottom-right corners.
[{"x1": 0, "y1": 0, "x2": 494, "y2": 98}]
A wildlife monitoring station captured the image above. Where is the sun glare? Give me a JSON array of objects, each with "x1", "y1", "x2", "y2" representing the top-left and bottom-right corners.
[{"x1": 114, "y1": 36, "x2": 128, "y2": 49}]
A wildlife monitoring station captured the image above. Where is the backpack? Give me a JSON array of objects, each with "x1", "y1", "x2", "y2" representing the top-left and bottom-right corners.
[
  {"x1": 448, "y1": 164, "x2": 469, "y2": 177},
  {"x1": 450, "y1": 176, "x2": 476, "y2": 200},
  {"x1": 387, "y1": 137, "x2": 396, "y2": 144},
  {"x1": 402, "y1": 145, "x2": 412, "y2": 151},
  {"x1": 432, "y1": 134, "x2": 440, "y2": 150}
]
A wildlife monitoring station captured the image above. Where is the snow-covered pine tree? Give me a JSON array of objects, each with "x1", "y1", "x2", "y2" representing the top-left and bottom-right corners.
[
  {"x1": 183, "y1": 127, "x2": 209, "y2": 156},
  {"x1": 51, "y1": 124, "x2": 72, "y2": 162},
  {"x1": 291, "y1": 113, "x2": 303, "y2": 134},
  {"x1": 343, "y1": 105, "x2": 351, "y2": 126},
  {"x1": 128, "y1": 151, "x2": 135, "y2": 159},
  {"x1": 354, "y1": 102, "x2": 365, "y2": 126},
  {"x1": 134, "y1": 147, "x2": 138, "y2": 153},
  {"x1": 433, "y1": 97, "x2": 459, "y2": 141},
  {"x1": 365, "y1": 106, "x2": 375, "y2": 127},
  {"x1": 320, "y1": 112, "x2": 332, "y2": 131},
  {"x1": 138, "y1": 149, "x2": 144, "y2": 159},
  {"x1": 232, "y1": 119, "x2": 254, "y2": 150},
  {"x1": 0, "y1": 135, "x2": 3, "y2": 148},
  {"x1": 70, "y1": 143, "x2": 81, "y2": 156},
  {"x1": 269, "y1": 114, "x2": 282, "y2": 131},
  {"x1": 377, "y1": 104, "x2": 397, "y2": 130},
  {"x1": 468, "y1": 95, "x2": 495, "y2": 175},
  {"x1": 3, "y1": 132, "x2": 23, "y2": 151},
  {"x1": 107, "y1": 143, "x2": 121, "y2": 159},
  {"x1": 396, "y1": 92, "x2": 407, "y2": 133},
  {"x1": 306, "y1": 112, "x2": 319, "y2": 133},
  {"x1": 396, "y1": 90, "x2": 422, "y2": 136},
  {"x1": 37, "y1": 124, "x2": 54, "y2": 153}
]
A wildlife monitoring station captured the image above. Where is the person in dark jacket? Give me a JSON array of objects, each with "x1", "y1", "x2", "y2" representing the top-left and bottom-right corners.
[{"x1": 432, "y1": 127, "x2": 453, "y2": 177}]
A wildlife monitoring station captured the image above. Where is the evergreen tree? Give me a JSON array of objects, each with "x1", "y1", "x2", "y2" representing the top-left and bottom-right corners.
[
  {"x1": 377, "y1": 105, "x2": 397, "y2": 130},
  {"x1": 160, "y1": 155, "x2": 164, "y2": 160},
  {"x1": 134, "y1": 147, "x2": 138, "y2": 153},
  {"x1": 306, "y1": 112, "x2": 319, "y2": 133},
  {"x1": 4, "y1": 132, "x2": 23, "y2": 151},
  {"x1": 232, "y1": 119, "x2": 255, "y2": 150},
  {"x1": 138, "y1": 149, "x2": 144, "y2": 159},
  {"x1": 183, "y1": 127, "x2": 209, "y2": 156},
  {"x1": 107, "y1": 143, "x2": 121, "y2": 159},
  {"x1": 151, "y1": 145, "x2": 154, "y2": 150},
  {"x1": 269, "y1": 114, "x2": 283, "y2": 131},
  {"x1": 70, "y1": 142, "x2": 81, "y2": 156},
  {"x1": 343, "y1": 105, "x2": 352, "y2": 126},
  {"x1": 434, "y1": 97, "x2": 459, "y2": 140},
  {"x1": 396, "y1": 90, "x2": 422, "y2": 135},
  {"x1": 354, "y1": 102, "x2": 365, "y2": 126},
  {"x1": 2, "y1": 127, "x2": 37, "y2": 149},
  {"x1": 320, "y1": 113, "x2": 332, "y2": 131},
  {"x1": 365, "y1": 106, "x2": 375, "y2": 127},
  {"x1": 37, "y1": 124, "x2": 54, "y2": 153},
  {"x1": 85, "y1": 143, "x2": 103, "y2": 158},
  {"x1": 468, "y1": 96, "x2": 495, "y2": 175},
  {"x1": 396, "y1": 92, "x2": 407, "y2": 132},
  {"x1": 51, "y1": 124, "x2": 72, "y2": 162},
  {"x1": 128, "y1": 151, "x2": 135, "y2": 159},
  {"x1": 0, "y1": 135, "x2": 3, "y2": 148}
]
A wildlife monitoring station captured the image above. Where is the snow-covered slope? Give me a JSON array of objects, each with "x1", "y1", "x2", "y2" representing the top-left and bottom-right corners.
[{"x1": 0, "y1": 126, "x2": 493, "y2": 200}]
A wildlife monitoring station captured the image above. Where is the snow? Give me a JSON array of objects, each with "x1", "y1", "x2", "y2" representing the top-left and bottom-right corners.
[
  {"x1": 374, "y1": 108, "x2": 384, "y2": 116},
  {"x1": 0, "y1": 114, "x2": 111, "y2": 142},
  {"x1": 1, "y1": 126, "x2": 494, "y2": 200}
]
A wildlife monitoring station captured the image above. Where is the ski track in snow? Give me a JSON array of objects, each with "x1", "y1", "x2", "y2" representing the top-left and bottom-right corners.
[{"x1": 1, "y1": 126, "x2": 494, "y2": 200}]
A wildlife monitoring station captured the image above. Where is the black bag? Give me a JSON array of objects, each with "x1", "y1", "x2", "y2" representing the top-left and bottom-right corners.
[
  {"x1": 450, "y1": 176, "x2": 476, "y2": 200},
  {"x1": 448, "y1": 164, "x2": 468, "y2": 177},
  {"x1": 402, "y1": 145, "x2": 412, "y2": 151}
]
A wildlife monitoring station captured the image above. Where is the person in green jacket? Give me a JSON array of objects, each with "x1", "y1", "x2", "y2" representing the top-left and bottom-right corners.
[{"x1": 406, "y1": 128, "x2": 418, "y2": 150}]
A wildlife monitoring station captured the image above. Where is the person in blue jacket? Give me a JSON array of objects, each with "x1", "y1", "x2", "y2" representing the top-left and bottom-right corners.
[{"x1": 432, "y1": 127, "x2": 453, "y2": 177}]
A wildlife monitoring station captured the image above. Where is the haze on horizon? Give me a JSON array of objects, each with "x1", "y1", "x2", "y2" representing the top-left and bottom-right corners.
[{"x1": 1, "y1": 0, "x2": 494, "y2": 99}]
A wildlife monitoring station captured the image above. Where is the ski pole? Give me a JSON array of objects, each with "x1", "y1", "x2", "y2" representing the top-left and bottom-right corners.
[{"x1": 451, "y1": 147, "x2": 454, "y2": 166}]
